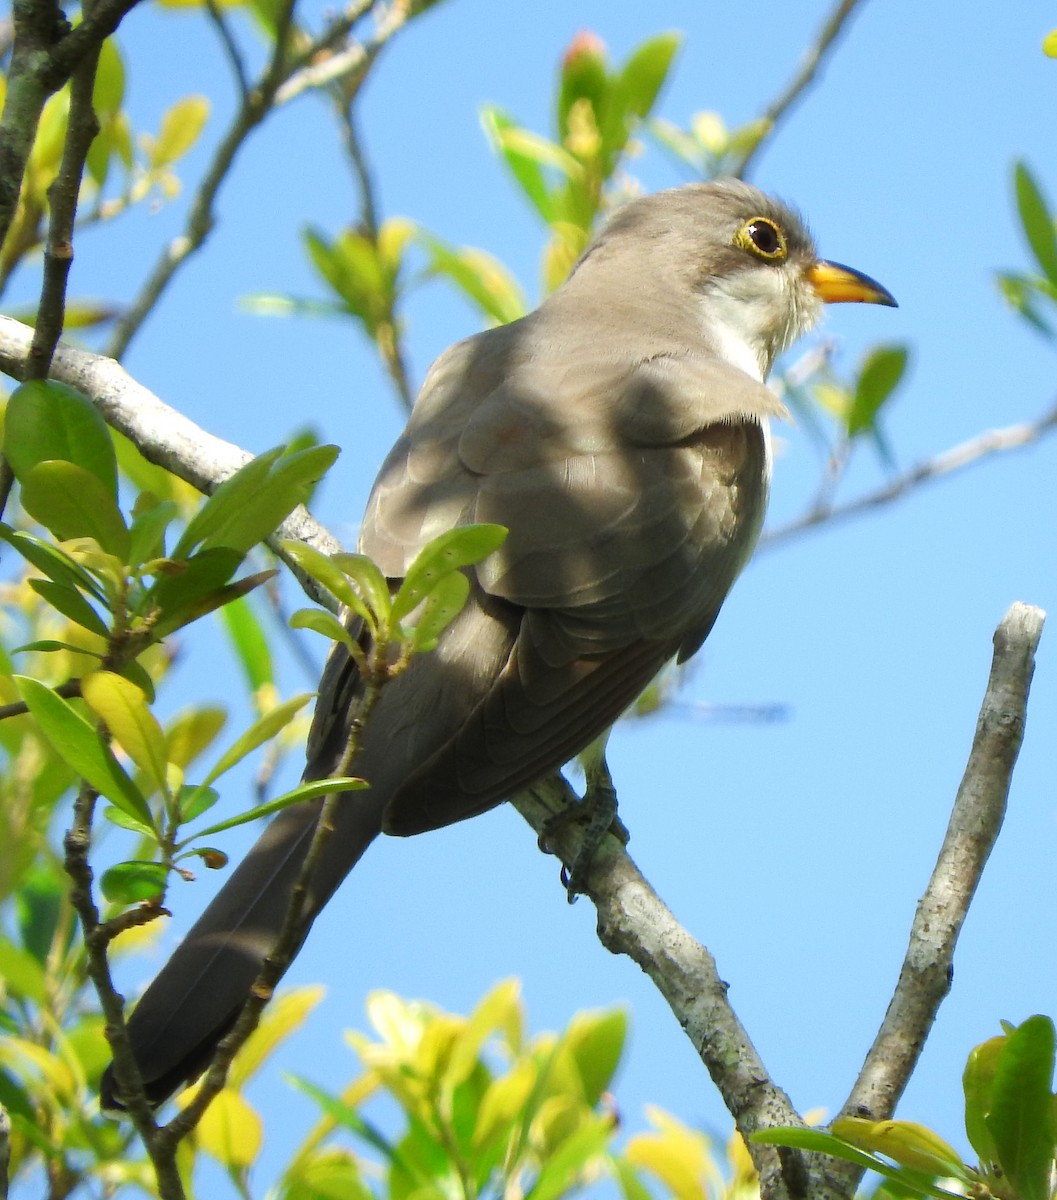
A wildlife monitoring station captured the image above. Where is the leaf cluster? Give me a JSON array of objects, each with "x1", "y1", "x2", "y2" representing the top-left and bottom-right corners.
[{"x1": 755, "y1": 1015, "x2": 1057, "y2": 1200}]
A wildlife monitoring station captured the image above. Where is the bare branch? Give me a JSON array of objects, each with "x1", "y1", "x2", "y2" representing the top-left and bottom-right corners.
[
  {"x1": 761, "y1": 398, "x2": 1057, "y2": 547},
  {"x1": 733, "y1": 0, "x2": 868, "y2": 179},
  {"x1": 105, "y1": 0, "x2": 407, "y2": 360},
  {"x1": 513, "y1": 778, "x2": 849, "y2": 1200},
  {"x1": 203, "y1": 0, "x2": 250, "y2": 101},
  {"x1": 828, "y1": 602, "x2": 1045, "y2": 1187},
  {"x1": 337, "y1": 103, "x2": 416, "y2": 411},
  {"x1": 26, "y1": 36, "x2": 102, "y2": 380},
  {"x1": 0, "y1": 0, "x2": 141, "y2": 249}
]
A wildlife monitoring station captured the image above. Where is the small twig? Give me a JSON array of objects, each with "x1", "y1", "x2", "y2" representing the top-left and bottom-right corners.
[
  {"x1": 62, "y1": 780, "x2": 178, "y2": 1196},
  {"x1": 103, "y1": 0, "x2": 298, "y2": 360},
  {"x1": 104, "y1": 0, "x2": 400, "y2": 360},
  {"x1": 0, "y1": 677, "x2": 82, "y2": 722},
  {"x1": 829, "y1": 602, "x2": 1045, "y2": 1188},
  {"x1": 733, "y1": 0, "x2": 868, "y2": 179},
  {"x1": 761, "y1": 398, "x2": 1057, "y2": 547},
  {"x1": 337, "y1": 102, "x2": 416, "y2": 411},
  {"x1": 0, "y1": 0, "x2": 141, "y2": 249},
  {"x1": 203, "y1": 0, "x2": 250, "y2": 100},
  {"x1": 25, "y1": 32, "x2": 102, "y2": 380}
]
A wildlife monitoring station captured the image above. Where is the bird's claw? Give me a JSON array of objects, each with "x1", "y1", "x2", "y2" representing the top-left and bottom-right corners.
[{"x1": 539, "y1": 759, "x2": 627, "y2": 903}]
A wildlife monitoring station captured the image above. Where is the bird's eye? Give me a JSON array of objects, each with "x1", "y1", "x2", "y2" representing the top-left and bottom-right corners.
[{"x1": 734, "y1": 216, "x2": 787, "y2": 261}]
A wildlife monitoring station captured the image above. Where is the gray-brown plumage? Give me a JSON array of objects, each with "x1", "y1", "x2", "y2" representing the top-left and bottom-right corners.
[{"x1": 100, "y1": 180, "x2": 895, "y2": 1110}]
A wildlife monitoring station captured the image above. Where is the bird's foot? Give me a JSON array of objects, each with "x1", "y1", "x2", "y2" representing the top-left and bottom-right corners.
[{"x1": 538, "y1": 758, "x2": 628, "y2": 903}]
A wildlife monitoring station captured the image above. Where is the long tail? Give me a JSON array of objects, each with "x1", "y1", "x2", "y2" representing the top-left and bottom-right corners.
[{"x1": 100, "y1": 789, "x2": 384, "y2": 1110}]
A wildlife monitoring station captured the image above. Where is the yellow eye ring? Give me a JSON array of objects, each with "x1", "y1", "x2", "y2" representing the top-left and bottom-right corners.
[{"x1": 734, "y1": 216, "x2": 787, "y2": 261}]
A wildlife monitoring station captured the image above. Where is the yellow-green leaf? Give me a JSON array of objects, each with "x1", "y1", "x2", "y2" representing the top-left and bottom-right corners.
[
  {"x1": 150, "y1": 95, "x2": 210, "y2": 168},
  {"x1": 13, "y1": 675, "x2": 151, "y2": 825},
  {"x1": 82, "y1": 671, "x2": 169, "y2": 795},
  {"x1": 202, "y1": 692, "x2": 313, "y2": 785},
  {"x1": 20, "y1": 461, "x2": 129, "y2": 559},
  {"x1": 165, "y1": 706, "x2": 227, "y2": 769},
  {"x1": 194, "y1": 1086, "x2": 262, "y2": 1169},
  {"x1": 229, "y1": 986, "x2": 325, "y2": 1087},
  {"x1": 832, "y1": 1116, "x2": 968, "y2": 1178}
]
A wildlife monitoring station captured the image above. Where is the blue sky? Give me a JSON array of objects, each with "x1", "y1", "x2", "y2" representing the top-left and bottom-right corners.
[{"x1": 17, "y1": 0, "x2": 1057, "y2": 1189}]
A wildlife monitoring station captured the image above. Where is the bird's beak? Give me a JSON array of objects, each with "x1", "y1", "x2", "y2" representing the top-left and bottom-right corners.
[{"x1": 807, "y1": 260, "x2": 897, "y2": 307}]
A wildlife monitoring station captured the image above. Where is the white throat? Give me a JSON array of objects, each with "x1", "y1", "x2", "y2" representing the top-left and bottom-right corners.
[{"x1": 699, "y1": 292, "x2": 768, "y2": 383}]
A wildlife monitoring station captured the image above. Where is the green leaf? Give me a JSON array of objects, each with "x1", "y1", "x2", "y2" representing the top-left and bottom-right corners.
[
  {"x1": 19, "y1": 461, "x2": 130, "y2": 559},
  {"x1": 202, "y1": 693, "x2": 314, "y2": 786},
  {"x1": 128, "y1": 496, "x2": 177, "y2": 569},
  {"x1": 289, "y1": 607, "x2": 357, "y2": 651},
  {"x1": 330, "y1": 553, "x2": 393, "y2": 630},
  {"x1": 149, "y1": 95, "x2": 209, "y2": 168},
  {"x1": 558, "y1": 31, "x2": 609, "y2": 143},
  {"x1": 184, "y1": 776, "x2": 367, "y2": 842},
  {"x1": 480, "y1": 106, "x2": 557, "y2": 223},
  {"x1": 171, "y1": 451, "x2": 275, "y2": 557},
  {"x1": 92, "y1": 36, "x2": 125, "y2": 118},
  {"x1": 100, "y1": 860, "x2": 168, "y2": 905},
  {"x1": 750, "y1": 1128, "x2": 962, "y2": 1200},
  {"x1": 280, "y1": 540, "x2": 374, "y2": 626},
  {"x1": 847, "y1": 345, "x2": 909, "y2": 438},
  {"x1": 81, "y1": 671, "x2": 170, "y2": 795},
  {"x1": 608, "y1": 33, "x2": 681, "y2": 142},
  {"x1": 407, "y1": 570, "x2": 468, "y2": 652},
  {"x1": 287, "y1": 1075, "x2": 418, "y2": 1177},
  {"x1": 102, "y1": 805, "x2": 157, "y2": 837},
  {"x1": 165, "y1": 706, "x2": 227, "y2": 770},
  {"x1": 996, "y1": 271, "x2": 1056, "y2": 338},
  {"x1": 27, "y1": 578, "x2": 109, "y2": 637},
  {"x1": 0, "y1": 938, "x2": 47, "y2": 1003},
  {"x1": 176, "y1": 784, "x2": 220, "y2": 823},
  {"x1": 964, "y1": 1035, "x2": 1004, "y2": 1166},
  {"x1": 391, "y1": 525, "x2": 507, "y2": 623},
  {"x1": 565, "y1": 1008, "x2": 627, "y2": 1106},
  {"x1": 145, "y1": 546, "x2": 243, "y2": 623},
  {"x1": 152, "y1": 568, "x2": 277, "y2": 638},
  {"x1": 0, "y1": 525, "x2": 107, "y2": 602},
  {"x1": 219, "y1": 595, "x2": 274, "y2": 691},
  {"x1": 831, "y1": 1117, "x2": 968, "y2": 1178},
  {"x1": 417, "y1": 231, "x2": 527, "y2": 326},
  {"x1": 985, "y1": 1015, "x2": 1056, "y2": 1200},
  {"x1": 1015, "y1": 161, "x2": 1057, "y2": 287},
  {"x1": 3, "y1": 380, "x2": 117, "y2": 496},
  {"x1": 13, "y1": 675, "x2": 152, "y2": 826},
  {"x1": 173, "y1": 444, "x2": 338, "y2": 558},
  {"x1": 12, "y1": 639, "x2": 103, "y2": 657}
]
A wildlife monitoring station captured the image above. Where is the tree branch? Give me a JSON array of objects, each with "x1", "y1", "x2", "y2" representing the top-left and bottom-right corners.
[
  {"x1": 0, "y1": 320, "x2": 1046, "y2": 1198},
  {"x1": 831, "y1": 602, "x2": 1044, "y2": 1164},
  {"x1": 0, "y1": 315, "x2": 341, "y2": 607},
  {"x1": 513, "y1": 778, "x2": 847, "y2": 1200},
  {"x1": 760, "y1": 399, "x2": 1057, "y2": 547},
  {"x1": 104, "y1": 0, "x2": 406, "y2": 360},
  {"x1": 337, "y1": 102, "x2": 416, "y2": 411},
  {"x1": 733, "y1": 0, "x2": 869, "y2": 180},
  {"x1": 26, "y1": 30, "x2": 102, "y2": 380}
]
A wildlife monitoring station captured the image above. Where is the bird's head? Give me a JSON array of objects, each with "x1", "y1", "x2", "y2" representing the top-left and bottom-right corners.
[{"x1": 575, "y1": 179, "x2": 897, "y2": 380}]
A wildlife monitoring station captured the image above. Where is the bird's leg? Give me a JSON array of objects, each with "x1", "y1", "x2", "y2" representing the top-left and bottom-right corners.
[{"x1": 538, "y1": 736, "x2": 629, "y2": 902}]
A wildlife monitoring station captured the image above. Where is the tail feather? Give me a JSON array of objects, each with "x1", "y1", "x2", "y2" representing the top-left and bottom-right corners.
[{"x1": 100, "y1": 790, "x2": 384, "y2": 1110}]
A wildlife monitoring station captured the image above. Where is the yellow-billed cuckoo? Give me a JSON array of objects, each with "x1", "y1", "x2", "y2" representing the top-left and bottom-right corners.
[{"x1": 100, "y1": 180, "x2": 895, "y2": 1110}]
